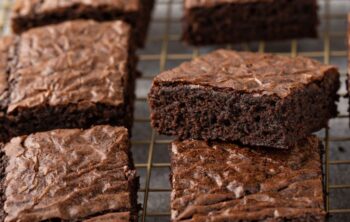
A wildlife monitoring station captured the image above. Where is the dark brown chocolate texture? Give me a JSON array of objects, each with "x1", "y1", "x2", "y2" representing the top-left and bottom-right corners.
[
  {"x1": 0, "y1": 20, "x2": 137, "y2": 143},
  {"x1": 11, "y1": 0, "x2": 154, "y2": 47},
  {"x1": 170, "y1": 137, "x2": 326, "y2": 221},
  {"x1": 348, "y1": 14, "x2": 350, "y2": 120},
  {"x1": 0, "y1": 125, "x2": 139, "y2": 222},
  {"x1": 149, "y1": 50, "x2": 340, "y2": 149},
  {"x1": 183, "y1": 0, "x2": 318, "y2": 45}
]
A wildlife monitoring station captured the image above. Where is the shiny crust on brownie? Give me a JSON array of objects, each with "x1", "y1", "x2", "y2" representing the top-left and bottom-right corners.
[
  {"x1": 3, "y1": 125, "x2": 137, "y2": 222},
  {"x1": 154, "y1": 50, "x2": 337, "y2": 98},
  {"x1": 84, "y1": 212, "x2": 131, "y2": 222},
  {"x1": 170, "y1": 137, "x2": 326, "y2": 221},
  {"x1": 1, "y1": 20, "x2": 131, "y2": 114},
  {"x1": 12, "y1": 0, "x2": 140, "y2": 17}
]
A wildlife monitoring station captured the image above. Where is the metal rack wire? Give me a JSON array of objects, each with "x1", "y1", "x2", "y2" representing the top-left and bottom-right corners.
[{"x1": 1, "y1": 0, "x2": 350, "y2": 221}]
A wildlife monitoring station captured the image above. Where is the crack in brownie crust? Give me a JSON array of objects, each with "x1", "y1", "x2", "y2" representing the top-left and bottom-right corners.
[
  {"x1": 2, "y1": 125, "x2": 138, "y2": 222},
  {"x1": 149, "y1": 50, "x2": 340, "y2": 149},
  {"x1": 170, "y1": 137, "x2": 326, "y2": 221},
  {"x1": 0, "y1": 20, "x2": 137, "y2": 143},
  {"x1": 11, "y1": 0, "x2": 155, "y2": 47},
  {"x1": 183, "y1": 0, "x2": 318, "y2": 45}
]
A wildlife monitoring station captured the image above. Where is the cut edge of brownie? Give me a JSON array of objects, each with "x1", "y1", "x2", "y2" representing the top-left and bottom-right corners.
[
  {"x1": 182, "y1": 0, "x2": 318, "y2": 45},
  {"x1": 169, "y1": 137, "x2": 327, "y2": 222},
  {"x1": 0, "y1": 113, "x2": 8, "y2": 143},
  {"x1": 149, "y1": 67, "x2": 339, "y2": 149},
  {"x1": 11, "y1": 0, "x2": 155, "y2": 47},
  {"x1": 136, "y1": 0, "x2": 155, "y2": 47},
  {"x1": 0, "y1": 143, "x2": 6, "y2": 222}
]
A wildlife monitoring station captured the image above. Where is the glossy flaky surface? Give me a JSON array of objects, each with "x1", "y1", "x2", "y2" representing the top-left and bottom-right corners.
[
  {"x1": 154, "y1": 50, "x2": 337, "y2": 98},
  {"x1": 12, "y1": 0, "x2": 140, "y2": 17},
  {"x1": 4, "y1": 125, "x2": 136, "y2": 222},
  {"x1": 170, "y1": 137, "x2": 326, "y2": 221},
  {"x1": 0, "y1": 20, "x2": 131, "y2": 114}
]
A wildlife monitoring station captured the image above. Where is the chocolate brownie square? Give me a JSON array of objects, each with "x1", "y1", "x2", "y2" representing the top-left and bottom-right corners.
[
  {"x1": 0, "y1": 125, "x2": 139, "y2": 222},
  {"x1": 149, "y1": 50, "x2": 340, "y2": 149},
  {"x1": 11, "y1": 0, "x2": 155, "y2": 47},
  {"x1": 183, "y1": 0, "x2": 318, "y2": 45},
  {"x1": 0, "y1": 20, "x2": 136, "y2": 143},
  {"x1": 170, "y1": 137, "x2": 326, "y2": 221}
]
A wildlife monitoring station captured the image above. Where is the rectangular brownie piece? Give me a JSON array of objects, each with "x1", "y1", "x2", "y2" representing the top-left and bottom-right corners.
[
  {"x1": 183, "y1": 0, "x2": 318, "y2": 45},
  {"x1": 0, "y1": 20, "x2": 136, "y2": 143},
  {"x1": 11, "y1": 0, "x2": 155, "y2": 47},
  {"x1": 149, "y1": 50, "x2": 340, "y2": 149},
  {"x1": 170, "y1": 137, "x2": 326, "y2": 221},
  {"x1": 348, "y1": 13, "x2": 350, "y2": 119},
  {"x1": 0, "y1": 125, "x2": 139, "y2": 222}
]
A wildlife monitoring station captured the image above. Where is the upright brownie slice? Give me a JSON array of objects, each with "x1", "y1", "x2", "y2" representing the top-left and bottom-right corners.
[
  {"x1": 183, "y1": 0, "x2": 318, "y2": 45},
  {"x1": 11, "y1": 0, "x2": 154, "y2": 47},
  {"x1": 0, "y1": 125, "x2": 139, "y2": 222},
  {"x1": 149, "y1": 50, "x2": 340, "y2": 149},
  {"x1": 0, "y1": 20, "x2": 136, "y2": 143},
  {"x1": 348, "y1": 14, "x2": 350, "y2": 119},
  {"x1": 170, "y1": 137, "x2": 326, "y2": 221}
]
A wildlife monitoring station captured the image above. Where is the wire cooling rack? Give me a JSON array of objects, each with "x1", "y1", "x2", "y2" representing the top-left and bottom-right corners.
[{"x1": 1, "y1": 0, "x2": 350, "y2": 221}]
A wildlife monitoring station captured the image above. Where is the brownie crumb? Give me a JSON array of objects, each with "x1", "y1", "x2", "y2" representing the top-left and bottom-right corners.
[{"x1": 149, "y1": 50, "x2": 340, "y2": 149}]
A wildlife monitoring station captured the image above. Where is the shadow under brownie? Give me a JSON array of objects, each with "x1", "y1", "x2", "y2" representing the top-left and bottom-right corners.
[
  {"x1": 149, "y1": 49, "x2": 340, "y2": 149},
  {"x1": 170, "y1": 137, "x2": 326, "y2": 221},
  {"x1": 11, "y1": 0, "x2": 155, "y2": 47},
  {"x1": 0, "y1": 125, "x2": 139, "y2": 222},
  {"x1": 0, "y1": 20, "x2": 137, "y2": 143},
  {"x1": 182, "y1": 0, "x2": 318, "y2": 45}
]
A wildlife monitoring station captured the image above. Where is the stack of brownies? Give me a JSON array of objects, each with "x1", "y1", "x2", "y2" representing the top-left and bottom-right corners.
[
  {"x1": 148, "y1": 50, "x2": 340, "y2": 221},
  {"x1": 0, "y1": 0, "x2": 154, "y2": 222}
]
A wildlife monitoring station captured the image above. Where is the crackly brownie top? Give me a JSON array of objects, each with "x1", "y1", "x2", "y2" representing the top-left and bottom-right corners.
[
  {"x1": 12, "y1": 0, "x2": 140, "y2": 17},
  {"x1": 185, "y1": 0, "x2": 277, "y2": 9},
  {"x1": 84, "y1": 212, "x2": 131, "y2": 222},
  {"x1": 171, "y1": 137, "x2": 325, "y2": 221},
  {"x1": 3, "y1": 125, "x2": 136, "y2": 222},
  {"x1": 0, "y1": 20, "x2": 132, "y2": 114},
  {"x1": 154, "y1": 49, "x2": 338, "y2": 98}
]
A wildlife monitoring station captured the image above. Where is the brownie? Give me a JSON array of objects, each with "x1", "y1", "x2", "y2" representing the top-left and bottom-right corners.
[
  {"x1": 149, "y1": 50, "x2": 340, "y2": 149},
  {"x1": 83, "y1": 212, "x2": 132, "y2": 222},
  {"x1": 170, "y1": 137, "x2": 326, "y2": 221},
  {"x1": 0, "y1": 143, "x2": 6, "y2": 221},
  {"x1": 0, "y1": 125, "x2": 139, "y2": 222},
  {"x1": 348, "y1": 14, "x2": 350, "y2": 118},
  {"x1": 182, "y1": 0, "x2": 318, "y2": 45},
  {"x1": 0, "y1": 20, "x2": 136, "y2": 143},
  {"x1": 11, "y1": 0, "x2": 154, "y2": 47}
]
